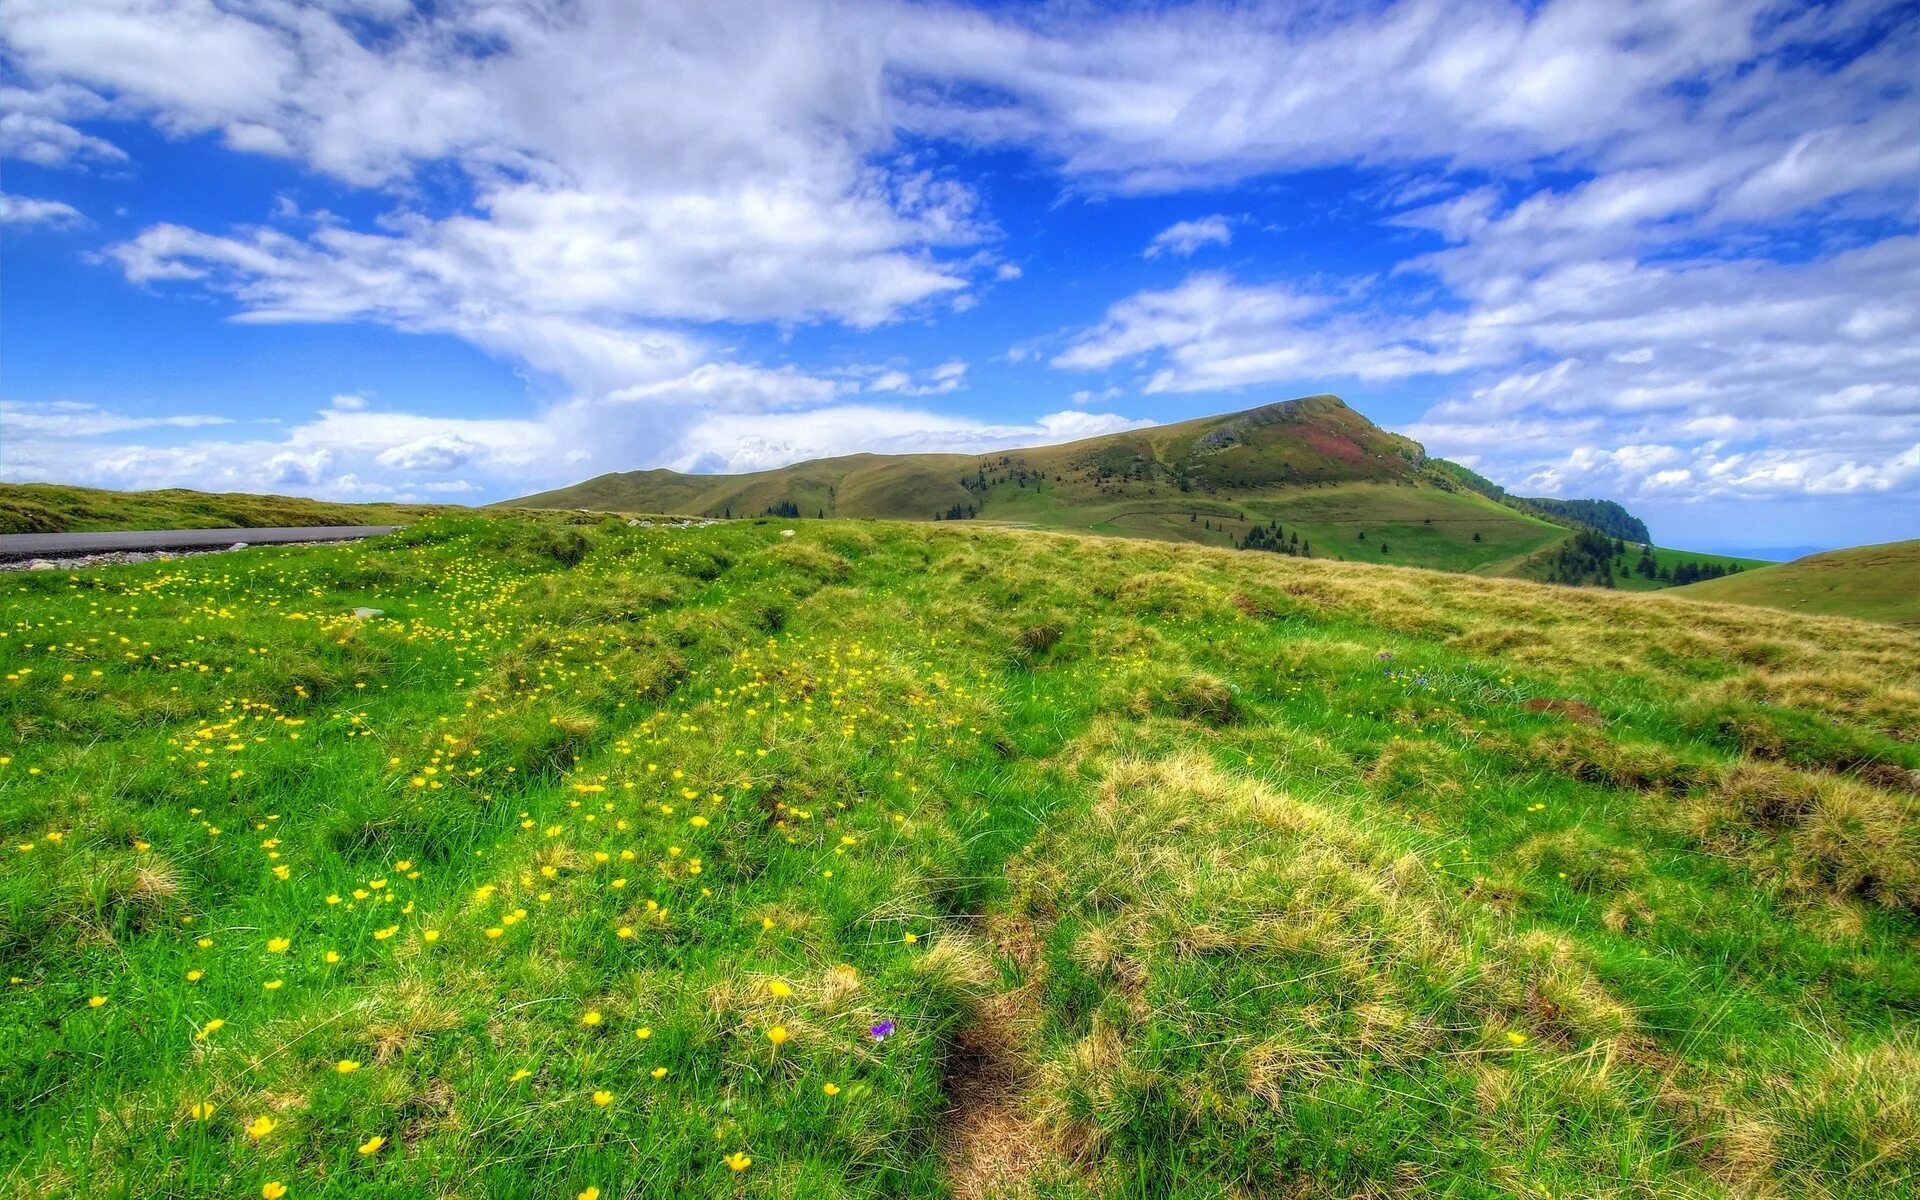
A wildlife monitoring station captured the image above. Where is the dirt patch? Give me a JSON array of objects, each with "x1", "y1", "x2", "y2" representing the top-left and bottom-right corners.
[
  {"x1": 1524, "y1": 697, "x2": 1605, "y2": 725},
  {"x1": 1856, "y1": 762, "x2": 1920, "y2": 795},
  {"x1": 941, "y1": 990, "x2": 1050, "y2": 1200}
]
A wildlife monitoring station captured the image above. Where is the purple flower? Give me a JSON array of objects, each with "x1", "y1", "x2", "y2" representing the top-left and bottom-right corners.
[{"x1": 868, "y1": 1019, "x2": 895, "y2": 1042}]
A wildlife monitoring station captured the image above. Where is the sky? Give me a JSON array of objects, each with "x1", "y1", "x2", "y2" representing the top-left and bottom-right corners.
[{"x1": 2, "y1": 0, "x2": 1917, "y2": 554}]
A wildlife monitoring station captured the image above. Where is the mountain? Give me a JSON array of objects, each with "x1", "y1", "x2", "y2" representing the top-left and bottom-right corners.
[
  {"x1": 507, "y1": 394, "x2": 1640, "y2": 576},
  {"x1": 1673, "y1": 538, "x2": 1920, "y2": 627}
]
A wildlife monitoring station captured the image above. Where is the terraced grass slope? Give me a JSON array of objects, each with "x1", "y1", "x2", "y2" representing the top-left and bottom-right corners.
[
  {"x1": 5, "y1": 514, "x2": 1918, "y2": 1199},
  {"x1": 0, "y1": 482, "x2": 448, "y2": 535},
  {"x1": 1674, "y1": 539, "x2": 1920, "y2": 627},
  {"x1": 507, "y1": 396, "x2": 1581, "y2": 574}
]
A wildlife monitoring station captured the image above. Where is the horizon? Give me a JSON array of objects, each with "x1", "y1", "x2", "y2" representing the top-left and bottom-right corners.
[{"x1": 3, "y1": 0, "x2": 1917, "y2": 555}]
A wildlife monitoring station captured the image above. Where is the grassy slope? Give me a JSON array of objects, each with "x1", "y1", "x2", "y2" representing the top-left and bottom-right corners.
[
  {"x1": 4, "y1": 514, "x2": 1919, "y2": 1200},
  {"x1": 0, "y1": 482, "x2": 449, "y2": 535},
  {"x1": 1673, "y1": 539, "x2": 1920, "y2": 626}
]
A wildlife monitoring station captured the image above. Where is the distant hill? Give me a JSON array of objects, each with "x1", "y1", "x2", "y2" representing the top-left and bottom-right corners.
[
  {"x1": 1512, "y1": 497, "x2": 1650, "y2": 543},
  {"x1": 507, "y1": 395, "x2": 1651, "y2": 577},
  {"x1": 1426, "y1": 462, "x2": 1652, "y2": 542},
  {"x1": 0, "y1": 482, "x2": 448, "y2": 535},
  {"x1": 1673, "y1": 539, "x2": 1920, "y2": 627}
]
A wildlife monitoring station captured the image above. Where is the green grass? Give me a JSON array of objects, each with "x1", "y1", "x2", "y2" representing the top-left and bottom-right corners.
[
  {"x1": 0, "y1": 482, "x2": 448, "y2": 535},
  {"x1": 1674, "y1": 539, "x2": 1920, "y2": 626},
  {"x1": 4, "y1": 514, "x2": 1918, "y2": 1199}
]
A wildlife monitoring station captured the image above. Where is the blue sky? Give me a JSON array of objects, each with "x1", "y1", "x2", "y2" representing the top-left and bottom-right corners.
[{"x1": 2, "y1": 0, "x2": 1917, "y2": 553}]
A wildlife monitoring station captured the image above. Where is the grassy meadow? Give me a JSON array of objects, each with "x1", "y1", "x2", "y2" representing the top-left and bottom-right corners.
[
  {"x1": 4, "y1": 513, "x2": 1919, "y2": 1199},
  {"x1": 1677, "y1": 540, "x2": 1920, "y2": 626}
]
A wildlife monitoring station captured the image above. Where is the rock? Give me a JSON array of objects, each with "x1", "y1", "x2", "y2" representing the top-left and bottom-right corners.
[
  {"x1": 228, "y1": 542, "x2": 249, "y2": 551},
  {"x1": 352, "y1": 607, "x2": 384, "y2": 619},
  {"x1": 26, "y1": 559, "x2": 56, "y2": 570},
  {"x1": 780, "y1": 529, "x2": 796, "y2": 538}
]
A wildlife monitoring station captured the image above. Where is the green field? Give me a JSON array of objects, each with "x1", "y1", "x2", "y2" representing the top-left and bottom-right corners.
[
  {"x1": 1674, "y1": 539, "x2": 1920, "y2": 626},
  {"x1": 5, "y1": 513, "x2": 1919, "y2": 1199}
]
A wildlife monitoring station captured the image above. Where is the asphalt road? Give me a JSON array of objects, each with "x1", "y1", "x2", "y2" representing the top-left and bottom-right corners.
[{"x1": 0, "y1": 525, "x2": 399, "y2": 560}]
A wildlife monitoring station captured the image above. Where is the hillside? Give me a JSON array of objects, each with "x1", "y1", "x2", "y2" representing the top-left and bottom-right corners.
[
  {"x1": 5, "y1": 513, "x2": 1919, "y2": 1199},
  {"x1": 1674, "y1": 539, "x2": 1920, "y2": 626},
  {"x1": 508, "y1": 395, "x2": 1592, "y2": 575},
  {"x1": 0, "y1": 482, "x2": 448, "y2": 534}
]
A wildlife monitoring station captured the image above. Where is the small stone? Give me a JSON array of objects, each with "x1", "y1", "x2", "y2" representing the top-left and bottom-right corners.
[
  {"x1": 228, "y1": 542, "x2": 249, "y2": 551},
  {"x1": 26, "y1": 559, "x2": 56, "y2": 570},
  {"x1": 780, "y1": 529, "x2": 796, "y2": 538},
  {"x1": 352, "y1": 607, "x2": 384, "y2": 619}
]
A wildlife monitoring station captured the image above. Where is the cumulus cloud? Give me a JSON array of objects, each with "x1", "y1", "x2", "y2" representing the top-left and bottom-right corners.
[
  {"x1": 1, "y1": 380, "x2": 1138, "y2": 501},
  {"x1": 0, "y1": 400, "x2": 228, "y2": 436},
  {"x1": 889, "y1": 0, "x2": 1907, "y2": 201},
  {"x1": 865, "y1": 360, "x2": 969, "y2": 396},
  {"x1": 666, "y1": 405, "x2": 1151, "y2": 474},
  {"x1": 0, "y1": 81, "x2": 124, "y2": 165},
  {"x1": 12, "y1": 0, "x2": 985, "y2": 368},
  {"x1": 0, "y1": 190, "x2": 79, "y2": 225},
  {"x1": 1054, "y1": 272, "x2": 1494, "y2": 390},
  {"x1": 3, "y1": 0, "x2": 1915, "y2": 522},
  {"x1": 1145, "y1": 215, "x2": 1231, "y2": 258}
]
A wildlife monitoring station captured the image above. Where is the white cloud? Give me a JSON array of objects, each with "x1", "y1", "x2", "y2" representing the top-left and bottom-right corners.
[
  {"x1": 889, "y1": 0, "x2": 1909, "y2": 209},
  {"x1": 2, "y1": 0, "x2": 1915, "y2": 523},
  {"x1": 0, "y1": 191, "x2": 80, "y2": 225},
  {"x1": 1054, "y1": 271, "x2": 1493, "y2": 390},
  {"x1": 0, "y1": 82, "x2": 124, "y2": 165},
  {"x1": 863, "y1": 359, "x2": 968, "y2": 396},
  {"x1": 3, "y1": 368, "x2": 1137, "y2": 503},
  {"x1": 666, "y1": 404, "x2": 1152, "y2": 474},
  {"x1": 1, "y1": 399, "x2": 559, "y2": 501},
  {"x1": 0, "y1": 400, "x2": 228, "y2": 436},
  {"x1": 1145, "y1": 215, "x2": 1231, "y2": 258},
  {"x1": 5, "y1": 0, "x2": 996, "y2": 415}
]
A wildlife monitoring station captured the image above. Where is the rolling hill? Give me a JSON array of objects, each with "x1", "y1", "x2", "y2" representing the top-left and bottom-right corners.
[
  {"x1": 509, "y1": 395, "x2": 1625, "y2": 575},
  {"x1": 1674, "y1": 538, "x2": 1920, "y2": 627}
]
